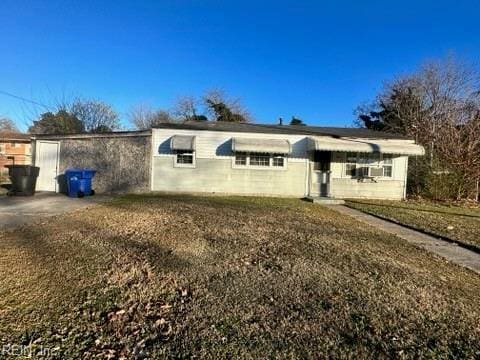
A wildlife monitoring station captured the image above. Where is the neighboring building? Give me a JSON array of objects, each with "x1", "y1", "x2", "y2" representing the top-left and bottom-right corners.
[
  {"x1": 32, "y1": 122, "x2": 424, "y2": 199},
  {"x1": 0, "y1": 131, "x2": 32, "y2": 181}
]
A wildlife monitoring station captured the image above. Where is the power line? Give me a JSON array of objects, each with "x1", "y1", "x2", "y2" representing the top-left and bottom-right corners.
[{"x1": 0, "y1": 89, "x2": 51, "y2": 110}]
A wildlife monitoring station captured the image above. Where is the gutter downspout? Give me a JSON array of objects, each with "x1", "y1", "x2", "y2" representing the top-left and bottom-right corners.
[
  {"x1": 30, "y1": 136, "x2": 36, "y2": 167},
  {"x1": 403, "y1": 156, "x2": 409, "y2": 200},
  {"x1": 150, "y1": 129, "x2": 155, "y2": 192},
  {"x1": 304, "y1": 137, "x2": 312, "y2": 197},
  {"x1": 305, "y1": 156, "x2": 310, "y2": 197}
]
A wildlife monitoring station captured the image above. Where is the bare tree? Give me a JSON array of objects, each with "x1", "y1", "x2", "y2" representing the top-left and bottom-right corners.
[
  {"x1": 434, "y1": 109, "x2": 480, "y2": 200},
  {"x1": 403, "y1": 58, "x2": 480, "y2": 199},
  {"x1": 71, "y1": 98, "x2": 120, "y2": 133},
  {"x1": 357, "y1": 55, "x2": 480, "y2": 200},
  {"x1": 128, "y1": 104, "x2": 174, "y2": 130},
  {"x1": 172, "y1": 96, "x2": 199, "y2": 122},
  {"x1": 203, "y1": 89, "x2": 251, "y2": 122},
  {"x1": 0, "y1": 117, "x2": 19, "y2": 132}
]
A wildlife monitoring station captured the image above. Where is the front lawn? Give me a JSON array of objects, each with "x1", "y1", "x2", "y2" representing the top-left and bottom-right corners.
[
  {"x1": 1, "y1": 194, "x2": 479, "y2": 358},
  {"x1": 346, "y1": 199, "x2": 480, "y2": 250}
]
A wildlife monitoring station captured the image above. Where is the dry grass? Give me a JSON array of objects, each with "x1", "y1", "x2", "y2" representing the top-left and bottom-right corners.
[
  {"x1": 345, "y1": 199, "x2": 480, "y2": 250},
  {"x1": 0, "y1": 194, "x2": 480, "y2": 358}
]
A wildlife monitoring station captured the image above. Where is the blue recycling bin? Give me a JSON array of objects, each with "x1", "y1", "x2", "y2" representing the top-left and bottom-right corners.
[{"x1": 65, "y1": 168, "x2": 96, "y2": 198}]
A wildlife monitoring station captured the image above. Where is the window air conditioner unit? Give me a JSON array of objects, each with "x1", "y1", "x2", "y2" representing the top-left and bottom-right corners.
[{"x1": 368, "y1": 167, "x2": 384, "y2": 177}]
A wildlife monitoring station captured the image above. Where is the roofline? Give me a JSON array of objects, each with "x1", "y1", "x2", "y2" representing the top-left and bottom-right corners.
[
  {"x1": 308, "y1": 134, "x2": 416, "y2": 143},
  {"x1": 252, "y1": 124, "x2": 412, "y2": 140},
  {"x1": 25, "y1": 123, "x2": 413, "y2": 141},
  {"x1": 0, "y1": 137, "x2": 31, "y2": 142},
  {"x1": 153, "y1": 122, "x2": 413, "y2": 141},
  {"x1": 0, "y1": 132, "x2": 31, "y2": 141},
  {"x1": 153, "y1": 122, "x2": 303, "y2": 135},
  {"x1": 32, "y1": 129, "x2": 151, "y2": 140}
]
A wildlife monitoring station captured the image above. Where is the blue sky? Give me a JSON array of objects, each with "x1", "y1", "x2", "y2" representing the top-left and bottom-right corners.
[{"x1": 1, "y1": 0, "x2": 479, "y2": 131}]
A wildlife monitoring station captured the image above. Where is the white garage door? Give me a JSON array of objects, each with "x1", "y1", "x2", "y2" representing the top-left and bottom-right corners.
[{"x1": 35, "y1": 141, "x2": 60, "y2": 192}]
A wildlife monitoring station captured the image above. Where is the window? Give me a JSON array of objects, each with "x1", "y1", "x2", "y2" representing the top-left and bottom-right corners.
[
  {"x1": 363, "y1": 152, "x2": 380, "y2": 165},
  {"x1": 345, "y1": 152, "x2": 394, "y2": 178},
  {"x1": 175, "y1": 150, "x2": 194, "y2": 167},
  {"x1": 235, "y1": 152, "x2": 247, "y2": 166},
  {"x1": 272, "y1": 155, "x2": 284, "y2": 167},
  {"x1": 357, "y1": 152, "x2": 380, "y2": 177},
  {"x1": 250, "y1": 154, "x2": 270, "y2": 166},
  {"x1": 382, "y1": 154, "x2": 393, "y2": 177},
  {"x1": 233, "y1": 153, "x2": 287, "y2": 169},
  {"x1": 345, "y1": 152, "x2": 357, "y2": 176}
]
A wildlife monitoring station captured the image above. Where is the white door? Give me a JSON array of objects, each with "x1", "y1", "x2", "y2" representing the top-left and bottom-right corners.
[{"x1": 36, "y1": 141, "x2": 60, "y2": 192}]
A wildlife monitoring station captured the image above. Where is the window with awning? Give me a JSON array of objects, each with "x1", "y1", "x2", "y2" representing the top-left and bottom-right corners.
[
  {"x1": 231, "y1": 137, "x2": 290, "y2": 169},
  {"x1": 345, "y1": 152, "x2": 393, "y2": 178},
  {"x1": 232, "y1": 137, "x2": 291, "y2": 154},
  {"x1": 170, "y1": 135, "x2": 196, "y2": 167},
  {"x1": 170, "y1": 135, "x2": 196, "y2": 151},
  {"x1": 308, "y1": 137, "x2": 425, "y2": 156}
]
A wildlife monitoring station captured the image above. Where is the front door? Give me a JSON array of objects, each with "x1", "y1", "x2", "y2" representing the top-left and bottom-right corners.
[
  {"x1": 310, "y1": 151, "x2": 331, "y2": 197},
  {"x1": 35, "y1": 141, "x2": 60, "y2": 192}
]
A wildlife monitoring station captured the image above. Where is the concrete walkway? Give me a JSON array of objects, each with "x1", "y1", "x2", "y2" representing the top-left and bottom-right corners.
[
  {"x1": 0, "y1": 192, "x2": 110, "y2": 229},
  {"x1": 327, "y1": 205, "x2": 480, "y2": 275}
]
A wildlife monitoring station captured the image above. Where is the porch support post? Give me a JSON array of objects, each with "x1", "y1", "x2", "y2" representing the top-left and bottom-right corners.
[{"x1": 326, "y1": 170, "x2": 332, "y2": 198}]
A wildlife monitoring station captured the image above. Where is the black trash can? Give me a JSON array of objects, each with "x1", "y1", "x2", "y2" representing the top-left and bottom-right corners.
[{"x1": 5, "y1": 165, "x2": 40, "y2": 196}]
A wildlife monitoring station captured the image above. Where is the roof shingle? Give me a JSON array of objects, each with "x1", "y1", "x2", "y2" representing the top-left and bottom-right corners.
[{"x1": 153, "y1": 121, "x2": 408, "y2": 140}]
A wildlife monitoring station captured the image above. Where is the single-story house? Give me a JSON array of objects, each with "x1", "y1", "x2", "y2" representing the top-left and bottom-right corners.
[{"x1": 32, "y1": 121, "x2": 424, "y2": 200}]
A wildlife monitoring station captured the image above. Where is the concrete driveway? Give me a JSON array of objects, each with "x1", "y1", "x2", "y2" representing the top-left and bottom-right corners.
[{"x1": 0, "y1": 192, "x2": 110, "y2": 229}]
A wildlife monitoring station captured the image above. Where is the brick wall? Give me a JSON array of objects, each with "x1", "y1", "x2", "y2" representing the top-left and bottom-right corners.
[{"x1": 0, "y1": 141, "x2": 32, "y2": 181}]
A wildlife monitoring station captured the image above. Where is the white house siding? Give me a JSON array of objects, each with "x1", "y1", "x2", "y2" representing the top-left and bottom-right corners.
[
  {"x1": 152, "y1": 128, "x2": 413, "y2": 199},
  {"x1": 329, "y1": 152, "x2": 408, "y2": 200},
  {"x1": 151, "y1": 129, "x2": 309, "y2": 197}
]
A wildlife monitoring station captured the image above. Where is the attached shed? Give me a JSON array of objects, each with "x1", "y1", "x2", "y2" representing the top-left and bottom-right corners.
[{"x1": 32, "y1": 131, "x2": 151, "y2": 193}]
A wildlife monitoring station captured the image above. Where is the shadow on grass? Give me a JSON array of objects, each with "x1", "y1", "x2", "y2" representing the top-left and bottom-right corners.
[
  {"x1": 0, "y1": 215, "x2": 192, "y2": 301},
  {"x1": 347, "y1": 200, "x2": 480, "y2": 219},
  {"x1": 345, "y1": 202, "x2": 480, "y2": 254},
  {"x1": 103, "y1": 193, "x2": 300, "y2": 216}
]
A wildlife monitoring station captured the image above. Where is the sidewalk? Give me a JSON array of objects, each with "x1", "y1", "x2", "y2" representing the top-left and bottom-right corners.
[{"x1": 327, "y1": 205, "x2": 480, "y2": 275}]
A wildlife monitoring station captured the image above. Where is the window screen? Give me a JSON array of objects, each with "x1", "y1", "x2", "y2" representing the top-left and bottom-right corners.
[
  {"x1": 382, "y1": 154, "x2": 393, "y2": 177},
  {"x1": 272, "y1": 155, "x2": 285, "y2": 167},
  {"x1": 176, "y1": 150, "x2": 194, "y2": 164},
  {"x1": 345, "y1": 152, "x2": 357, "y2": 176},
  {"x1": 235, "y1": 153, "x2": 247, "y2": 166},
  {"x1": 249, "y1": 154, "x2": 270, "y2": 166}
]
